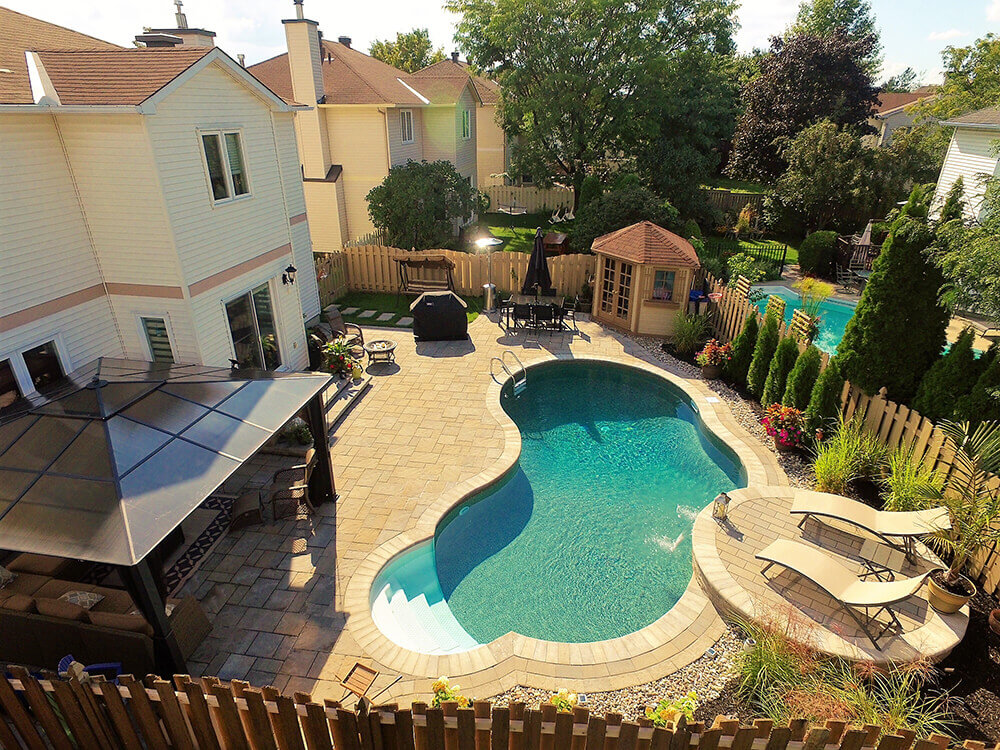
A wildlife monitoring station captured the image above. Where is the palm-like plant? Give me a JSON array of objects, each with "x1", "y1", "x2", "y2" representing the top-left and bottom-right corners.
[{"x1": 925, "y1": 420, "x2": 1000, "y2": 587}]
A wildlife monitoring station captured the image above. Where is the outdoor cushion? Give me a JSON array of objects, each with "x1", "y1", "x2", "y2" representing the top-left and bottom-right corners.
[
  {"x1": 34, "y1": 579, "x2": 96, "y2": 600},
  {"x1": 7, "y1": 553, "x2": 76, "y2": 577},
  {"x1": 59, "y1": 590, "x2": 105, "y2": 610},
  {"x1": 90, "y1": 588, "x2": 135, "y2": 615},
  {"x1": 35, "y1": 597, "x2": 88, "y2": 621},
  {"x1": 0, "y1": 566, "x2": 15, "y2": 590},
  {"x1": 88, "y1": 610, "x2": 153, "y2": 637},
  {"x1": 0, "y1": 594, "x2": 35, "y2": 613},
  {"x1": 0, "y1": 572, "x2": 49, "y2": 600}
]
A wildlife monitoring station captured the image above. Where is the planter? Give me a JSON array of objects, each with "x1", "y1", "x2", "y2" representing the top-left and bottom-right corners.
[
  {"x1": 352, "y1": 367, "x2": 364, "y2": 381},
  {"x1": 701, "y1": 364, "x2": 723, "y2": 379},
  {"x1": 989, "y1": 609, "x2": 1000, "y2": 635},
  {"x1": 926, "y1": 571, "x2": 975, "y2": 614},
  {"x1": 773, "y1": 437, "x2": 798, "y2": 453}
]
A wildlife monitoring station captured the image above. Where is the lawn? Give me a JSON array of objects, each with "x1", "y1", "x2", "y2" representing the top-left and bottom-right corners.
[
  {"x1": 700, "y1": 177, "x2": 770, "y2": 194},
  {"x1": 335, "y1": 292, "x2": 483, "y2": 329},
  {"x1": 468, "y1": 212, "x2": 575, "y2": 254}
]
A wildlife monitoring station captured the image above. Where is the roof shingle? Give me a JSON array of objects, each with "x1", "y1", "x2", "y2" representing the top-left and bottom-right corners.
[
  {"x1": 592, "y1": 221, "x2": 700, "y2": 268},
  {"x1": 412, "y1": 58, "x2": 499, "y2": 105},
  {"x1": 947, "y1": 106, "x2": 1000, "y2": 127}
]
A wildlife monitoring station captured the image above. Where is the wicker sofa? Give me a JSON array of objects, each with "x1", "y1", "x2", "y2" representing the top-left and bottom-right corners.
[{"x1": 0, "y1": 554, "x2": 210, "y2": 674}]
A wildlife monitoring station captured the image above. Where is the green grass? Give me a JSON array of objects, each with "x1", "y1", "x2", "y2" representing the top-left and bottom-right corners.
[
  {"x1": 336, "y1": 292, "x2": 482, "y2": 329},
  {"x1": 468, "y1": 212, "x2": 575, "y2": 254},
  {"x1": 701, "y1": 177, "x2": 770, "y2": 194}
]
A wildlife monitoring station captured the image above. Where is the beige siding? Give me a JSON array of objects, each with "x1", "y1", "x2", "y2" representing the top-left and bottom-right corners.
[
  {"x1": 388, "y1": 107, "x2": 423, "y2": 166},
  {"x1": 303, "y1": 180, "x2": 345, "y2": 251},
  {"x1": 477, "y1": 104, "x2": 506, "y2": 186},
  {"x1": 934, "y1": 128, "x2": 1000, "y2": 220},
  {"x1": 421, "y1": 106, "x2": 455, "y2": 164},
  {"x1": 323, "y1": 105, "x2": 390, "y2": 240}
]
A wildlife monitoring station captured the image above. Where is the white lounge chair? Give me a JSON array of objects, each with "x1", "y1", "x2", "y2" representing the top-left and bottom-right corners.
[
  {"x1": 550, "y1": 207, "x2": 564, "y2": 223},
  {"x1": 563, "y1": 207, "x2": 575, "y2": 221},
  {"x1": 756, "y1": 539, "x2": 940, "y2": 648},
  {"x1": 791, "y1": 490, "x2": 950, "y2": 560}
]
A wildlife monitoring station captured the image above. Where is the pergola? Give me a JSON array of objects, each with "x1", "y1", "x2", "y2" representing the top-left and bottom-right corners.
[{"x1": 0, "y1": 358, "x2": 335, "y2": 673}]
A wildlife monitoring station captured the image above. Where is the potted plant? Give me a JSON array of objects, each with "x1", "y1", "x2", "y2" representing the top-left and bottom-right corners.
[
  {"x1": 922, "y1": 420, "x2": 1000, "y2": 613},
  {"x1": 761, "y1": 403, "x2": 805, "y2": 453},
  {"x1": 695, "y1": 339, "x2": 733, "y2": 379},
  {"x1": 322, "y1": 339, "x2": 358, "y2": 378}
]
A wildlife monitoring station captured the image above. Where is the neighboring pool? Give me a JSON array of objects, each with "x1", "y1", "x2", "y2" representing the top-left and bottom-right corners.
[
  {"x1": 752, "y1": 285, "x2": 858, "y2": 354},
  {"x1": 369, "y1": 361, "x2": 745, "y2": 654}
]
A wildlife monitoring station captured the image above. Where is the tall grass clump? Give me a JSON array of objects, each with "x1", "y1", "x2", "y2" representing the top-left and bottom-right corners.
[
  {"x1": 672, "y1": 311, "x2": 710, "y2": 356},
  {"x1": 812, "y1": 414, "x2": 886, "y2": 494},
  {"x1": 880, "y1": 444, "x2": 944, "y2": 512}
]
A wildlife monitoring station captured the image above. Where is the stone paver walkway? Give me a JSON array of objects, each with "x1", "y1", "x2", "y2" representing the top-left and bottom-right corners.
[{"x1": 182, "y1": 314, "x2": 785, "y2": 704}]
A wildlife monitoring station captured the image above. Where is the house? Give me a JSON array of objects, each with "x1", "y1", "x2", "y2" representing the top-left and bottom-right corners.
[
  {"x1": 0, "y1": 6, "x2": 321, "y2": 410},
  {"x1": 933, "y1": 106, "x2": 1000, "y2": 221},
  {"x1": 411, "y1": 54, "x2": 507, "y2": 188},
  {"x1": 867, "y1": 89, "x2": 936, "y2": 147},
  {"x1": 248, "y1": 1, "x2": 482, "y2": 250}
]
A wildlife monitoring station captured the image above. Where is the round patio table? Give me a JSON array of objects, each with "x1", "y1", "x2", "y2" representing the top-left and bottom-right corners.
[{"x1": 364, "y1": 339, "x2": 397, "y2": 365}]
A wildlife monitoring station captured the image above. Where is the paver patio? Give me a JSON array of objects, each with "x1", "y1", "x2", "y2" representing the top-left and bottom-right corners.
[{"x1": 181, "y1": 313, "x2": 786, "y2": 704}]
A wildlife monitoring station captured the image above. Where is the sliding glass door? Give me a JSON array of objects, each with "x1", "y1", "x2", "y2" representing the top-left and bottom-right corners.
[{"x1": 225, "y1": 283, "x2": 281, "y2": 370}]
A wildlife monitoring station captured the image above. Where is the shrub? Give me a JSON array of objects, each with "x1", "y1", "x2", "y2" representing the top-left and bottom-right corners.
[
  {"x1": 579, "y1": 175, "x2": 603, "y2": 207},
  {"x1": 911, "y1": 327, "x2": 980, "y2": 421},
  {"x1": 682, "y1": 218, "x2": 702, "y2": 239},
  {"x1": 783, "y1": 345, "x2": 823, "y2": 410},
  {"x1": 725, "y1": 315, "x2": 759, "y2": 388},
  {"x1": 570, "y1": 185, "x2": 678, "y2": 251},
  {"x1": 747, "y1": 313, "x2": 779, "y2": 399},
  {"x1": 727, "y1": 252, "x2": 770, "y2": 283},
  {"x1": 762, "y1": 336, "x2": 800, "y2": 406},
  {"x1": 798, "y1": 231, "x2": 838, "y2": 277},
  {"x1": 812, "y1": 414, "x2": 886, "y2": 493},
  {"x1": 805, "y1": 358, "x2": 845, "y2": 433},
  {"x1": 701, "y1": 254, "x2": 727, "y2": 281},
  {"x1": 953, "y1": 354, "x2": 1000, "y2": 424},
  {"x1": 645, "y1": 693, "x2": 698, "y2": 727},
  {"x1": 880, "y1": 445, "x2": 944, "y2": 512},
  {"x1": 672, "y1": 311, "x2": 710, "y2": 355},
  {"x1": 937, "y1": 176, "x2": 965, "y2": 225}
]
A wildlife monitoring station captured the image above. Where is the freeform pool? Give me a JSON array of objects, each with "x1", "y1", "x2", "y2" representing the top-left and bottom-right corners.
[
  {"x1": 752, "y1": 285, "x2": 858, "y2": 355},
  {"x1": 370, "y1": 361, "x2": 745, "y2": 654}
]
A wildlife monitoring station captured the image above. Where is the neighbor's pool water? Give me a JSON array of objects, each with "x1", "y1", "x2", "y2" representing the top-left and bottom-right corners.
[
  {"x1": 752, "y1": 285, "x2": 858, "y2": 355},
  {"x1": 369, "y1": 361, "x2": 745, "y2": 653}
]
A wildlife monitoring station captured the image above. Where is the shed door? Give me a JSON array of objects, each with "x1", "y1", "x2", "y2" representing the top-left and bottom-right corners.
[{"x1": 600, "y1": 257, "x2": 632, "y2": 324}]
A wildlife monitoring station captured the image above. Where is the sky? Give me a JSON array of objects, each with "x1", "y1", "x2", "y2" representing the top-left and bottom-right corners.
[{"x1": 4, "y1": 0, "x2": 997, "y2": 84}]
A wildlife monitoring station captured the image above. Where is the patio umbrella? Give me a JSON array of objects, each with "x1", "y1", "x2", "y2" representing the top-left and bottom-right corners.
[{"x1": 521, "y1": 227, "x2": 553, "y2": 296}]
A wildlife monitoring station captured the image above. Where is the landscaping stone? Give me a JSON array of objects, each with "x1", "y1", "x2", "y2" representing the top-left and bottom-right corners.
[
  {"x1": 396, "y1": 316, "x2": 413, "y2": 326},
  {"x1": 357, "y1": 310, "x2": 377, "y2": 318},
  {"x1": 377, "y1": 312, "x2": 395, "y2": 322},
  {"x1": 341, "y1": 307, "x2": 360, "y2": 315}
]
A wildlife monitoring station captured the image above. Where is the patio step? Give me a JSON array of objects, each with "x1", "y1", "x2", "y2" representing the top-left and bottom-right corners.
[{"x1": 326, "y1": 375, "x2": 372, "y2": 433}]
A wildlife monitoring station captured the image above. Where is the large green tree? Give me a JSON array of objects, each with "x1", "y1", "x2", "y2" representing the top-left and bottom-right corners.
[
  {"x1": 367, "y1": 160, "x2": 485, "y2": 250},
  {"x1": 921, "y1": 34, "x2": 1000, "y2": 120},
  {"x1": 882, "y1": 67, "x2": 918, "y2": 93},
  {"x1": 788, "y1": 0, "x2": 882, "y2": 76},
  {"x1": 569, "y1": 182, "x2": 678, "y2": 251},
  {"x1": 446, "y1": 0, "x2": 736, "y2": 203},
  {"x1": 369, "y1": 29, "x2": 446, "y2": 73},
  {"x1": 727, "y1": 32, "x2": 879, "y2": 182}
]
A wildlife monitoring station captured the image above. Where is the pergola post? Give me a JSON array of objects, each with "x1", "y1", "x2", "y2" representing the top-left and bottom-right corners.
[
  {"x1": 121, "y1": 558, "x2": 186, "y2": 676},
  {"x1": 306, "y1": 389, "x2": 337, "y2": 503}
]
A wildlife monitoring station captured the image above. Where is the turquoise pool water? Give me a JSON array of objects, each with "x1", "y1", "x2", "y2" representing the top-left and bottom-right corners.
[
  {"x1": 752, "y1": 285, "x2": 858, "y2": 355},
  {"x1": 369, "y1": 361, "x2": 744, "y2": 652}
]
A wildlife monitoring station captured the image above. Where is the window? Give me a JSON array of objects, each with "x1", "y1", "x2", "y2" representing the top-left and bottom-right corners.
[
  {"x1": 400, "y1": 110, "x2": 414, "y2": 144},
  {"x1": 461, "y1": 109, "x2": 471, "y2": 140},
  {"x1": 0, "y1": 360, "x2": 21, "y2": 412},
  {"x1": 652, "y1": 270, "x2": 676, "y2": 301},
  {"x1": 225, "y1": 283, "x2": 281, "y2": 370},
  {"x1": 22, "y1": 341, "x2": 64, "y2": 395},
  {"x1": 201, "y1": 130, "x2": 250, "y2": 203},
  {"x1": 141, "y1": 317, "x2": 175, "y2": 363}
]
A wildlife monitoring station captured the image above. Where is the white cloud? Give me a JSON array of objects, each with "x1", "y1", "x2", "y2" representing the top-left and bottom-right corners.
[
  {"x1": 928, "y1": 29, "x2": 968, "y2": 41},
  {"x1": 989, "y1": 0, "x2": 1000, "y2": 22},
  {"x1": 734, "y1": 0, "x2": 799, "y2": 53}
]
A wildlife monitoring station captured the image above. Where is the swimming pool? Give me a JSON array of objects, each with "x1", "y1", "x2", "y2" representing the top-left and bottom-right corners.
[
  {"x1": 369, "y1": 360, "x2": 745, "y2": 654},
  {"x1": 752, "y1": 285, "x2": 858, "y2": 355}
]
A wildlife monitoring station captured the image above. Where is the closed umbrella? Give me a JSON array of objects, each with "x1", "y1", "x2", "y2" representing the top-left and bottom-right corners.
[{"x1": 521, "y1": 227, "x2": 553, "y2": 296}]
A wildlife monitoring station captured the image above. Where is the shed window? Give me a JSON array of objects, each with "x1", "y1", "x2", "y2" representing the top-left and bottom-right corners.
[
  {"x1": 201, "y1": 130, "x2": 250, "y2": 203},
  {"x1": 652, "y1": 270, "x2": 676, "y2": 301},
  {"x1": 400, "y1": 110, "x2": 414, "y2": 144},
  {"x1": 23, "y1": 341, "x2": 64, "y2": 395}
]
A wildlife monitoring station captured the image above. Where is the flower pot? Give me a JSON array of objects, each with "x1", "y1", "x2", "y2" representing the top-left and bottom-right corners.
[
  {"x1": 352, "y1": 367, "x2": 363, "y2": 381},
  {"x1": 989, "y1": 609, "x2": 1000, "y2": 635},
  {"x1": 773, "y1": 437, "x2": 797, "y2": 453},
  {"x1": 701, "y1": 364, "x2": 723, "y2": 379},
  {"x1": 926, "y1": 571, "x2": 975, "y2": 614}
]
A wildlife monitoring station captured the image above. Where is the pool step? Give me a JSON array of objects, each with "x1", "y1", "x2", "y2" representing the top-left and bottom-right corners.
[{"x1": 371, "y1": 574, "x2": 481, "y2": 655}]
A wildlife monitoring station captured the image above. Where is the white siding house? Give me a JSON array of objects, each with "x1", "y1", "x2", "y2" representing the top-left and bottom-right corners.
[{"x1": 933, "y1": 107, "x2": 1000, "y2": 221}]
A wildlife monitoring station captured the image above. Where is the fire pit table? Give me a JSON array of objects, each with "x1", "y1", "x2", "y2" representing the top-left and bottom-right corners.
[{"x1": 363, "y1": 339, "x2": 397, "y2": 365}]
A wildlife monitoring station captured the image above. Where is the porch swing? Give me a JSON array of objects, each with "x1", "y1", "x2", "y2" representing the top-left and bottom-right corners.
[{"x1": 395, "y1": 254, "x2": 457, "y2": 303}]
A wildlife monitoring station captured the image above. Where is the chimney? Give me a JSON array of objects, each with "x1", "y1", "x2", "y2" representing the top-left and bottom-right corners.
[
  {"x1": 238, "y1": 53, "x2": 246, "y2": 67},
  {"x1": 451, "y1": 51, "x2": 459, "y2": 62},
  {"x1": 283, "y1": 2, "x2": 325, "y2": 105},
  {"x1": 338, "y1": 36, "x2": 351, "y2": 49},
  {"x1": 135, "y1": 32, "x2": 183, "y2": 48},
  {"x1": 146, "y1": 0, "x2": 215, "y2": 47}
]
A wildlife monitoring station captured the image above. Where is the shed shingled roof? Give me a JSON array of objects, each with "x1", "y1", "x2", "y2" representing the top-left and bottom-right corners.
[{"x1": 592, "y1": 221, "x2": 701, "y2": 268}]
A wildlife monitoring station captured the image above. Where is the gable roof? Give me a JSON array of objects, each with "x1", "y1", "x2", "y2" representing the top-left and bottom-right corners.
[
  {"x1": 413, "y1": 58, "x2": 500, "y2": 105},
  {"x1": 946, "y1": 106, "x2": 1000, "y2": 128},
  {"x1": 249, "y1": 40, "x2": 428, "y2": 106},
  {"x1": 874, "y1": 91, "x2": 934, "y2": 117},
  {"x1": 0, "y1": 5, "x2": 121, "y2": 104},
  {"x1": 33, "y1": 48, "x2": 213, "y2": 106},
  {"x1": 592, "y1": 221, "x2": 700, "y2": 268}
]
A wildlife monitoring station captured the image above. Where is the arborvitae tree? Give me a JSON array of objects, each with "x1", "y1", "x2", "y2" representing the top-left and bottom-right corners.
[
  {"x1": 805, "y1": 357, "x2": 845, "y2": 431},
  {"x1": 762, "y1": 336, "x2": 800, "y2": 406},
  {"x1": 937, "y1": 176, "x2": 965, "y2": 224},
  {"x1": 836, "y1": 204, "x2": 949, "y2": 403},
  {"x1": 911, "y1": 327, "x2": 980, "y2": 421},
  {"x1": 725, "y1": 314, "x2": 759, "y2": 388},
  {"x1": 747, "y1": 313, "x2": 780, "y2": 400},
  {"x1": 954, "y1": 355, "x2": 1000, "y2": 424},
  {"x1": 783, "y1": 345, "x2": 823, "y2": 409}
]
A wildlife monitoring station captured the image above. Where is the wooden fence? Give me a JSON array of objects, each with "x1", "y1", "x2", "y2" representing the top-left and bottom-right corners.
[
  {"x1": 482, "y1": 184, "x2": 575, "y2": 214},
  {"x1": 329, "y1": 246, "x2": 595, "y2": 301},
  {"x1": 316, "y1": 252, "x2": 349, "y2": 305},
  {"x1": 0, "y1": 666, "x2": 990, "y2": 750},
  {"x1": 701, "y1": 270, "x2": 1000, "y2": 595},
  {"x1": 701, "y1": 189, "x2": 766, "y2": 219}
]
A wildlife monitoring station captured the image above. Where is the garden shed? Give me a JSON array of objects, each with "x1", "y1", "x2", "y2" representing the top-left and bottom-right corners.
[{"x1": 590, "y1": 221, "x2": 701, "y2": 337}]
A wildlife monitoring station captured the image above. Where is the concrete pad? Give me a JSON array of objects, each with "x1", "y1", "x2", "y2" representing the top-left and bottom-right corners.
[{"x1": 356, "y1": 310, "x2": 376, "y2": 319}]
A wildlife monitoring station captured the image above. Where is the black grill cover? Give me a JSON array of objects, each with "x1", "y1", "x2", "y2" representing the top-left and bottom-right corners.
[{"x1": 409, "y1": 291, "x2": 468, "y2": 341}]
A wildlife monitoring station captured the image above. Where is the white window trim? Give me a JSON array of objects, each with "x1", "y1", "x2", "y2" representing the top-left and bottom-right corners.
[
  {"x1": 400, "y1": 109, "x2": 415, "y2": 145},
  {"x1": 198, "y1": 127, "x2": 252, "y2": 206},
  {"x1": 222, "y1": 279, "x2": 286, "y2": 371},
  {"x1": 461, "y1": 109, "x2": 471, "y2": 140},
  {"x1": 136, "y1": 313, "x2": 178, "y2": 364},
  {"x1": 0, "y1": 334, "x2": 71, "y2": 398}
]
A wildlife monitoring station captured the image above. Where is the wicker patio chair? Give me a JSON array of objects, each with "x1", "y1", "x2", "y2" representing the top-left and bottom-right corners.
[{"x1": 229, "y1": 488, "x2": 264, "y2": 533}]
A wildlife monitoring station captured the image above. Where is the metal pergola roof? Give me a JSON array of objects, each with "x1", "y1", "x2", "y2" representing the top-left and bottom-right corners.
[{"x1": 0, "y1": 358, "x2": 332, "y2": 567}]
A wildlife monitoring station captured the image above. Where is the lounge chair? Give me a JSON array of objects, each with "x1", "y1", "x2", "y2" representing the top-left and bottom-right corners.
[
  {"x1": 791, "y1": 491, "x2": 950, "y2": 560},
  {"x1": 756, "y1": 539, "x2": 939, "y2": 648}
]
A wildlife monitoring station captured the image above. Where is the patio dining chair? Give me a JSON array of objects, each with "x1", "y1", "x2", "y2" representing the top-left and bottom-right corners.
[
  {"x1": 533, "y1": 304, "x2": 555, "y2": 332},
  {"x1": 512, "y1": 303, "x2": 534, "y2": 331},
  {"x1": 562, "y1": 296, "x2": 580, "y2": 332}
]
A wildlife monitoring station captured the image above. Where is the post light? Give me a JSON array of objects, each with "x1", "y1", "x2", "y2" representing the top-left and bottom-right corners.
[
  {"x1": 475, "y1": 235, "x2": 504, "y2": 312},
  {"x1": 712, "y1": 492, "x2": 731, "y2": 522},
  {"x1": 282, "y1": 264, "x2": 298, "y2": 285}
]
